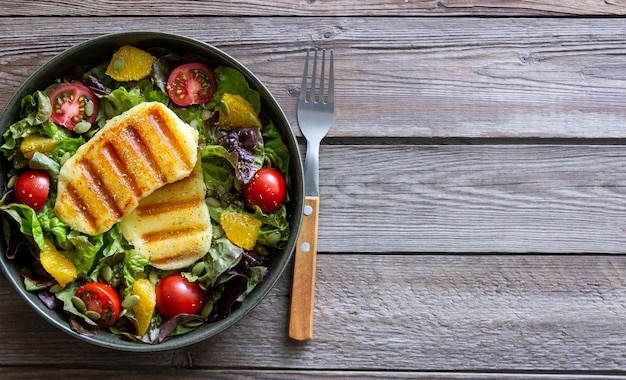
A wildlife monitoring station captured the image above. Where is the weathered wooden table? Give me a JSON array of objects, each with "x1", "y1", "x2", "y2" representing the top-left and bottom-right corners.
[{"x1": 2, "y1": 1, "x2": 626, "y2": 378}]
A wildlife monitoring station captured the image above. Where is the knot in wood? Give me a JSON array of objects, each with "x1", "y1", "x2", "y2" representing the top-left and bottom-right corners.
[{"x1": 287, "y1": 85, "x2": 300, "y2": 98}]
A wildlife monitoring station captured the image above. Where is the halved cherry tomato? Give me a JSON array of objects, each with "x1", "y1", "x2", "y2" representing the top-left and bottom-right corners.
[
  {"x1": 75, "y1": 282, "x2": 121, "y2": 328},
  {"x1": 155, "y1": 273, "x2": 204, "y2": 319},
  {"x1": 166, "y1": 63, "x2": 216, "y2": 107},
  {"x1": 48, "y1": 83, "x2": 98, "y2": 130},
  {"x1": 14, "y1": 169, "x2": 50, "y2": 212},
  {"x1": 243, "y1": 167, "x2": 286, "y2": 214}
]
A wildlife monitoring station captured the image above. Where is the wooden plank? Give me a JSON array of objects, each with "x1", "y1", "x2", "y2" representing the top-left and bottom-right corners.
[
  {"x1": 2, "y1": 18, "x2": 626, "y2": 139},
  {"x1": 2, "y1": 0, "x2": 626, "y2": 16},
  {"x1": 317, "y1": 144, "x2": 626, "y2": 254},
  {"x1": 1, "y1": 254, "x2": 625, "y2": 372},
  {"x1": 0, "y1": 368, "x2": 622, "y2": 380}
]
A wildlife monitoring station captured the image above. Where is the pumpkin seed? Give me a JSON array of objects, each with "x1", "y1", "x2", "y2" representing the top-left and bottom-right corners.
[
  {"x1": 113, "y1": 56, "x2": 126, "y2": 73},
  {"x1": 265, "y1": 231, "x2": 282, "y2": 246},
  {"x1": 49, "y1": 284, "x2": 64, "y2": 294},
  {"x1": 7, "y1": 175, "x2": 16, "y2": 189},
  {"x1": 149, "y1": 269, "x2": 159, "y2": 285},
  {"x1": 71, "y1": 296, "x2": 87, "y2": 313},
  {"x1": 84, "y1": 100, "x2": 95, "y2": 117},
  {"x1": 107, "y1": 250, "x2": 125, "y2": 266},
  {"x1": 73, "y1": 121, "x2": 92, "y2": 134},
  {"x1": 204, "y1": 100, "x2": 218, "y2": 110},
  {"x1": 220, "y1": 100, "x2": 230, "y2": 116},
  {"x1": 190, "y1": 119, "x2": 200, "y2": 130},
  {"x1": 101, "y1": 265, "x2": 113, "y2": 282},
  {"x1": 85, "y1": 310, "x2": 101, "y2": 321},
  {"x1": 200, "y1": 301, "x2": 213, "y2": 317},
  {"x1": 201, "y1": 109, "x2": 213, "y2": 120},
  {"x1": 206, "y1": 196, "x2": 220, "y2": 207},
  {"x1": 121, "y1": 294, "x2": 140, "y2": 309},
  {"x1": 60, "y1": 152, "x2": 71, "y2": 166},
  {"x1": 254, "y1": 243, "x2": 268, "y2": 257},
  {"x1": 183, "y1": 320, "x2": 204, "y2": 328},
  {"x1": 58, "y1": 239, "x2": 74, "y2": 251},
  {"x1": 104, "y1": 101, "x2": 116, "y2": 119}
]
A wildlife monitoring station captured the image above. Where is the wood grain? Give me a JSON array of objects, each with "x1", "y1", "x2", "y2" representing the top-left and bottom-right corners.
[
  {"x1": 2, "y1": 3, "x2": 626, "y2": 378},
  {"x1": 2, "y1": 0, "x2": 626, "y2": 16},
  {"x1": 1, "y1": 254, "x2": 626, "y2": 372},
  {"x1": 316, "y1": 144, "x2": 626, "y2": 254},
  {"x1": 2, "y1": 18, "x2": 626, "y2": 139},
  {"x1": 289, "y1": 196, "x2": 320, "y2": 341},
  {"x1": 0, "y1": 369, "x2": 621, "y2": 379}
]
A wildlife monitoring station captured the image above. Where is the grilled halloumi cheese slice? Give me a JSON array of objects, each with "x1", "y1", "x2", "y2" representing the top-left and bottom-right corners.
[
  {"x1": 54, "y1": 101, "x2": 199, "y2": 236},
  {"x1": 119, "y1": 161, "x2": 212, "y2": 270}
]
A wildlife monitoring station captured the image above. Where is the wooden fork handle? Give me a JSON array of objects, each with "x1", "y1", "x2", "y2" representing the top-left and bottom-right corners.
[{"x1": 288, "y1": 196, "x2": 319, "y2": 341}]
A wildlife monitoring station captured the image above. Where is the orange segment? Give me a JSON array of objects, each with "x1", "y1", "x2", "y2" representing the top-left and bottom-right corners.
[
  {"x1": 20, "y1": 135, "x2": 59, "y2": 159},
  {"x1": 39, "y1": 240, "x2": 77, "y2": 287},
  {"x1": 220, "y1": 210, "x2": 262, "y2": 250},
  {"x1": 218, "y1": 93, "x2": 262, "y2": 129},
  {"x1": 132, "y1": 278, "x2": 156, "y2": 336},
  {"x1": 105, "y1": 45, "x2": 156, "y2": 82}
]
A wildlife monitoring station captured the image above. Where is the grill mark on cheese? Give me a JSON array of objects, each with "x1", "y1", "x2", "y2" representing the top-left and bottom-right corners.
[
  {"x1": 78, "y1": 158, "x2": 123, "y2": 219},
  {"x1": 135, "y1": 198, "x2": 204, "y2": 217},
  {"x1": 141, "y1": 226, "x2": 207, "y2": 243},
  {"x1": 64, "y1": 183, "x2": 98, "y2": 232},
  {"x1": 150, "y1": 252, "x2": 199, "y2": 267},
  {"x1": 122, "y1": 124, "x2": 167, "y2": 185},
  {"x1": 101, "y1": 142, "x2": 141, "y2": 198},
  {"x1": 55, "y1": 102, "x2": 199, "y2": 237},
  {"x1": 147, "y1": 112, "x2": 193, "y2": 171}
]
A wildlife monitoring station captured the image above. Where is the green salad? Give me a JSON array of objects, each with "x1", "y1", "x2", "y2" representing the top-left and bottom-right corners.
[{"x1": 0, "y1": 45, "x2": 292, "y2": 344}]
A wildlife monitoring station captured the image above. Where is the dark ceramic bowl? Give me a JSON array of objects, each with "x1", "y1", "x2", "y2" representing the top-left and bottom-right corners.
[{"x1": 0, "y1": 32, "x2": 303, "y2": 351}]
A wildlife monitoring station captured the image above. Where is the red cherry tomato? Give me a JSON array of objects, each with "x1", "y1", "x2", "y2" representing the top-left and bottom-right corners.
[
  {"x1": 166, "y1": 63, "x2": 216, "y2": 107},
  {"x1": 75, "y1": 282, "x2": 121, "y2": 328},
  {"x1": 156, "y1": 274, "x2": 204, "y2": 319},
  {"x1": 14, "y1": 169, "x2": 50, "y2": 212},
  {"x1": 48, "y1": 83, "x2": 98, "y2": 130},
  {"x1": 243, "y1": 167, "x2": 286, "y2": 214}
]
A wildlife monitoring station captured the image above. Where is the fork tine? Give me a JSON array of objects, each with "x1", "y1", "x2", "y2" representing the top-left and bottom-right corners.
[
  {"x1": 327, "y1": 50, "x2": 334, "y2": 104},
  {"x1": 299, "y1": 50, "x2": 309, "y2": 102},
  {"x1": 318, "y1": 50, "x2": 326, "y2": 103},
  {"x1": 310, "y1": 50, "x2": 318, "y2": 103},
  {"x1": 299, "y1": 49, "x2": 334, "y2": 104}
]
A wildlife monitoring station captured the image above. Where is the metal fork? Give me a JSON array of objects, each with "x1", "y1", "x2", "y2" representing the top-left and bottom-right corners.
[{"x1": 289, "y1": 49, "x2": 334, "y2": 341}]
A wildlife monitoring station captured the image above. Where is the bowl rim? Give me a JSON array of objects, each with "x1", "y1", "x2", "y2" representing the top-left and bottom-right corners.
[{"x1": 0, "y1": 31, "x2": 304, "y2": 352}]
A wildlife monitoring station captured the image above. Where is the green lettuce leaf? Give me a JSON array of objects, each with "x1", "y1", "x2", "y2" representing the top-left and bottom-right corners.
[
  {"x1": 253, "y1": 204, "x2": 290, "y2": 247},
  {"x1": 101, "y1": 87, "x2": 145, "y2": 121},
  {"x1": 122, "y1": 249, "x2": 150, "y2": 290},
  {"x1": 201, "y1": 159, "x2": 235, "y2": 198},
  {"x1": 262, "y1": 121, "x2": 290, "y2": 176},
  {"x1": 195, "y1": 237, "x2": 243, "y2": 287},
  {"x1": 63, "y1": 231, "x2": 104, "y2": 277},
  {"x1": 36, "y1": 201, "x2": 70, "y2": 245},
  {"x1": 20, "y1": 91, "x2": 51, "y2": 126},
  {"x1": 29, "y1": 152, "x2": 60, "y2": 181},
  {"x1": 49, "y1": 137, "x2": 84, "y2": 163},
  {"x1": 0, "y1": 199, "x2": 45, "y2": 250},
  {"x1": 214, "y1": 66, "x2": 261, "y2": 115},
  {"x1": 237, "y1": 266, "x2": 268, "y2": 302}
]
